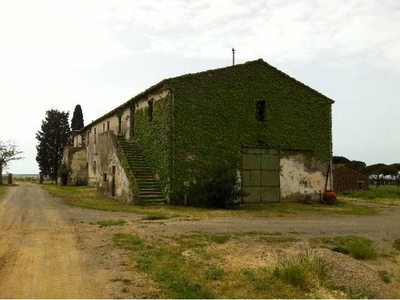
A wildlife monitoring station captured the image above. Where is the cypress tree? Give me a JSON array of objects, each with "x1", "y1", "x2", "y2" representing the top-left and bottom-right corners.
[{"x1": 71, "y1": 104, "x2": 84, "y2": 130}]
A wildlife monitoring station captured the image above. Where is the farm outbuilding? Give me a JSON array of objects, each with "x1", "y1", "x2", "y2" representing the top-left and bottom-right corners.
[
  {"x1": 63, "y1": 59, "x2": 334, "y2": 205},
  {"x1": 332, "y1": 164, "x2": 370, "y2": 192}
]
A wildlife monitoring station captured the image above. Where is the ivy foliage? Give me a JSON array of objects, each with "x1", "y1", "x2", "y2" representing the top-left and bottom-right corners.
[{"x1": 133, "y1": 59, "x2": 333, "y2": 205}]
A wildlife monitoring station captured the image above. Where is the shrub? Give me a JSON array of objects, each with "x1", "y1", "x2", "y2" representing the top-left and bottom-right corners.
[
  {"x1": 186, "y1": 165, "x2": 243, "y2": 208},
  {"x1": 59, "y1": 163, "x2": 69, "y2": 186}
]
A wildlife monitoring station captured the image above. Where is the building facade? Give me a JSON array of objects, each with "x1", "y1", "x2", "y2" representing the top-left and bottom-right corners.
[{"x1": 64, "y1": 59, "x2": 334, "y2": 205}]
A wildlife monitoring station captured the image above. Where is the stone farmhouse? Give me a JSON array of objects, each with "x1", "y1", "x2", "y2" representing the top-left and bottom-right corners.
[{"x1": 63, "y1": 59, "x2": 334, "y2": 205}]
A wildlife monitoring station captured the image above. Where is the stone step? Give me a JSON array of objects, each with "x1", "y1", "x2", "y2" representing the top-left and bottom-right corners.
[{"x1": 117, "y1": 137, "x2": 165, "y2": 205}]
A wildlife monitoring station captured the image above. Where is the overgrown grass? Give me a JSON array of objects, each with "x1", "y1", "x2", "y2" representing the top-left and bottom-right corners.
[
  {"x1": 339, "y1": 185, "x2": 400, "y2": 206},
  {"x1": 112, "y1": 231, "x2": 371, "y2": 298},
  {"x1": 90, "y1": 219, "x2": 127, "y2": 228},
  {"x1": 310, "y1": 236, "x2": 378, "y2": 260},
  {"x1": 273, "y1": 252, "x2": 330, "y2": 290},
  {"x1": 43, "y1": 185, "x2": 379, "y2": 219}
]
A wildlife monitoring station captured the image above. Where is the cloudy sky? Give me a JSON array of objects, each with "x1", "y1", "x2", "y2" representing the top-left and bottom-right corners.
[{"x1": 1, "y1": 0, "x2": 399, "y2": 174}]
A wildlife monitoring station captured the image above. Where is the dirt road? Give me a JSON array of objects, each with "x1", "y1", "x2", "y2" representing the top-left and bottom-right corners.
[
  {"x1": 0, "y1": 183, "x2": 132, "y2": 298},
  {"x1": 0, "y1": 183, "x2": 399, "y2": 298}
]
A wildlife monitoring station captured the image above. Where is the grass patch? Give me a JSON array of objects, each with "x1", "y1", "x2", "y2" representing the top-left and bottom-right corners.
[
  {"x1": 90, "y1": 219, "x2": 126, "y2": 228},
  {"x1": 273, "y1": 252, "x2": 330, "y2": 290},
  {"x1": 0, "y1": 185, "x2": 6, "y2": 198},
  {"x1": 340, "y1": 185, "x2": 400, "y2": 206},
  {"x1": 142, "y1": 214, "x2": 170, "y2": 220},
  {"x1": 210, "y1": 233, "x2": 231, "y2": 244},
  {"x1": 43, "y1": 185, "x2": 379, "y2": 220},
  {"x1": 378, "y1": 270, "x2": 391, "y2": 283},
  {"x1": 393, "y1": 238, "x2": 400, "y2": 250},
  {"x1": 310, "y1": 236, "x2": 377, "y2": 260},
  {"x1": 112, "y1": 231, "x2": 360, "y2": 298}
]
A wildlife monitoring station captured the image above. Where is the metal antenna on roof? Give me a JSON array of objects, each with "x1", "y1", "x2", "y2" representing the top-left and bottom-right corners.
[{"x1": 232, "y1": 48, "x2": 235, "y2": 66}]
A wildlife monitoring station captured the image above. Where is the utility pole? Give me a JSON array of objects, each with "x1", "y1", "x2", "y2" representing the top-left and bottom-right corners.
[{"x1": 232, "y1": 48, "x2": 235, "y2": 66}]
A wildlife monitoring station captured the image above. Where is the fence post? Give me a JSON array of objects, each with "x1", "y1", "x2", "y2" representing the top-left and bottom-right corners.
[{"x1": 8, "y1": 173, "x2": 12, "y2": 184}]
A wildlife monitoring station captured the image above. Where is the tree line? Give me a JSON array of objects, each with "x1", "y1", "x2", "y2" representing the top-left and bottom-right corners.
[{"x1": 333, "y1": 156, "x2": 400, "y2": 186}]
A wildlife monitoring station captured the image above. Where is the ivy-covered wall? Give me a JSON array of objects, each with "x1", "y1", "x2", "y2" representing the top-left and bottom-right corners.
[
  {"x1": 166, "y1": 59, "x2": 333, "y2": 201},
  {"x1": 134, "y1": 93, "x2": 173, "y2": 197}
]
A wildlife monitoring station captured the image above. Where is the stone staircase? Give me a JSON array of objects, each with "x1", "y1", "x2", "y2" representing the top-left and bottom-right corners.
[{"x1": 116, "y1": 136, "x2": 165, "y2": 205}]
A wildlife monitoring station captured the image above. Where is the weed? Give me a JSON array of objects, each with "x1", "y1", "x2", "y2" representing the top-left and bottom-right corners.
[
  {"x1": 242, "y1": 268, "x2": 257, "y2": 282},
  {"x1": 331, "y1": 245, "x2": 350, "y2": 254},
  {"x1": 393, "y1": 238, "x2": 400, "y2": 250},
  {"x1": 121, "y1": 287, "x2": 129, "y2": 293},
  {"x1": 210, "y1": 233, "x2": 230, "y2": 244},
  {"x1": 273, "y1": 252, "x2": 330, "y2": 290},
  {"x1": 331, "y1": 284, "x2": 377, "y2": 299},
  {"x1": 310, "y1": 236, "x2": 377, "y2": 260},
  {"x1": 206, "y1": 268, "x2": 225, "y2": 280},
  {"x1": 347, "y1": 238, "x2": 377, "y2": 260},
  {"x1": 90, "y1": 219, "x2": 126, "y2": 228},
  {"x1": 378, "y1": 270, "x2": 391, "y2": 283}
]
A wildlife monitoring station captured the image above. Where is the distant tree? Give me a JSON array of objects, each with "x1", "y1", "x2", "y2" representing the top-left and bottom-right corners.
[
  {"x1": 332, "y1": 156, "x2": 350, "y2": 164},
  {"x1": 348, "y1": 160, "x2": 367, "y2": 172},
  {"x1": 333, "y1": 156, "x2": 366, "y2": 172},
  {"x1": 71, "y1": 104, "x2": 84, "y2": 130},
  {"x1": 36, "y1": 109, "x2": 70, "y2": 184},
  {"x1": 392, "y1": 164, "x2": 400, "y2": 187},
  {"x1": 366, "y1": 163, "x2": 398, "y2": 187},
  {"x1": 0, "y1": 140, "x2": 23, "y2": 185}
]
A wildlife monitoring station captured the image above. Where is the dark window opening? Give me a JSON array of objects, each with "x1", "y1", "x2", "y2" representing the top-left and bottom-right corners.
[
  {"x1": 118, "y1": 115, "x2": 122, "y2": 134},
  {"x1": 148, "y1": 100, "x2": 153, "y2": 122},
  {"x1": 103, "y1": 123, "x2": 105, "y2": 132},
  {"x1": 103, "y1": 172, "x2": 107, "y2": 182},
  {"x1": 107, "y1": 121, "x2": 110, "y2": 131},
  {"x1": 256, "y1": 100, "x2": 267, "y2": 122},
  {"x1": 94, "y1": 128, "x2": 97, "y2": 143}
]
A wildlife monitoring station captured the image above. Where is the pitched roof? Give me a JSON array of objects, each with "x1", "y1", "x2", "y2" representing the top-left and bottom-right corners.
[{"x1": 77, "y1": 59, "x2": 334, "y2": 132}]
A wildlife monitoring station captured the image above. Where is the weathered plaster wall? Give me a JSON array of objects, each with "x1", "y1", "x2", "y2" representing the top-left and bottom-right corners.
[
  {"x1": 96, "y1": 131, "x2": 134, "y2": 204},
  {"x1": 61, "y1": 146, "x2": 87, "y2": 184},
  {"x1": 280, "y1": 152, "x2": 328, "y2": 202}
]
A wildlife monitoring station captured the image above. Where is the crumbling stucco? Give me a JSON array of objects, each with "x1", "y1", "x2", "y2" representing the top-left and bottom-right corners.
[{"x1": 280, "y1": 153, "x2": 328, "y2": 202}]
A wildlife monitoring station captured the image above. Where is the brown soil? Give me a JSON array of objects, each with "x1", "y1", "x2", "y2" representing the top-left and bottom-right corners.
[{"x1": 0, "y1": 183, "x2": 399, "y2": 298}]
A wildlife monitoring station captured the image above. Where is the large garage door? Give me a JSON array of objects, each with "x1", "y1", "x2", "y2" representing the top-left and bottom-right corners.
[{"x1": 242, "y1": 148, "x2": 280, "y2": 203}]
